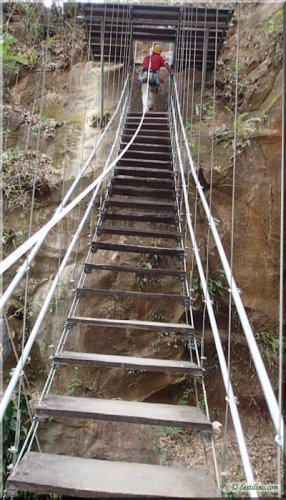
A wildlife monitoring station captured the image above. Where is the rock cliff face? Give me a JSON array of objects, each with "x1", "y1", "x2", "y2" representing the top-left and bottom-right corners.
[{"x1": 3, "y1": 2, "x2": 282, "y2": 470}]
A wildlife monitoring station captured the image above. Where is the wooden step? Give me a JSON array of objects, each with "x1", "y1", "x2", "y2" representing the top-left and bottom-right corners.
[
  {"x1": 120, "y1": 142, "x2": 171, "y2": 152},
  {"x1": 36, "y1": 395, "x2": 210, "y2": 430},
  {"x1": 97, "y1": 225, "x2": 181, "y2": 240},
  {"x1": 66, "y1": 317, "x2": 192, "y2": 334},
  {"x1": 127, "y1": 116, "x2": 169, "y2": 124},
  {"x1": 76, "y1": 288, "x2": 190, "y2": 305},
  {"x1": 129, "y1": 112, "x2": 168, "y2": 117},
  {"x1": 8, "y1": 452, "x2": 219, "y2": 498},
  {"x1": 111, "y1": 175, "x2": 174, "y2": 188},
  {"x1": 124, "y1": 128, "x2": 170, "y2": 138},
  {"x1": 105, "y1": 198, "x2": 176, "y2": 210},
  {"x1": 102, "y1": 212, "x2": 177, "y2": 224},
  {"x1": 84, "y1": 263, "x2": 186, "y2": 279},
  {"x1": 122, "y1": 134, "x2": 171, "y2": 145},
  {"x1": 114, "y1": 167, "x2": 174, "y2": 179},
  {"x1": 125, "y1": 122, "x2": 169, "y2": 131},
  {"x1": 108, "y1": 186, "x2": 175, "y2": 199},
  {"x1": 54, "y1": 351, "x2": 201, "y2": 373},
  {"x1": 91, "y1": 242, "x2": 185, "y2": 259},
  {"x1": 117, "y1": 158, "x2": 172, "y2": 169},
  {"x1": 120, "y1": 150, "x2": 171, "y2": 161}
]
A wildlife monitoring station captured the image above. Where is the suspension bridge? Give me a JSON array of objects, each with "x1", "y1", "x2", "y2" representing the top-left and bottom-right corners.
[{"x1": 1, "y1": 3, "x2": 284, "y2": 498}]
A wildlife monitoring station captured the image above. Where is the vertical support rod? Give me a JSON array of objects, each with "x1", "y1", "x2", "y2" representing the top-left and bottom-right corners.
[
  {"x1": 100, "y1": 18, "x2": 105, "y2": 126},
  {"x1": 201, "y1": 26, "x2": 209, "y2": 96}
]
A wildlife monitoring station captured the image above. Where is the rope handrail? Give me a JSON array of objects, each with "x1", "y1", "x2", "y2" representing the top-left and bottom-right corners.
[
  {"x1": 0, "y1": 61, "x2": 154, "y2": 423},
  {"x1": 170, "y1": 96, "x2": 256, "y2": 495},
  {"x1": 0, "y1": 75, "x2": 130, "y2": 309},
  {"x1": 172, "y1": 77, "x2": 284, "y2": 446}
]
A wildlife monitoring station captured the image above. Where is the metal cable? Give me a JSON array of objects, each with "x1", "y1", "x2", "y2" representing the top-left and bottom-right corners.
[
  {"x1": 221, "y1": 4, "x2": 240, "y2": 488},
  {"x1": 201, "y1": 10, "x2": 219, "y2": 369},
  {"x1": 171, "y1": 93, "x2": 256, "y2": 493}
]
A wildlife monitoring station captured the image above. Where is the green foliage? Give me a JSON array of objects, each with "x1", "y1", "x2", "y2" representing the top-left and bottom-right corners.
[
  {"x1": 255, "y1": 331, "x2": 279, "y2": 367},
  {"x1": 192, "y1": 275, "x2": 227, "y2": 311},
  {"x1": 3, "y1": 395, "x2": 30, "y2": 486},
  {"x1": 9, "y1": 296, "x2": 33, "y2": 321},
  {"x1": 66, "y1": 378, "x2": 82, "y2": 395},
  {"x1": 190, "y1": 140, "x2": 199, "y2": 160},
  {"x1": 2, "y1": 228, "x2": 23, "y2": 248},
  {"x1": 135, "y1": 259, "x2": 160, "y2": 292},
  {"x1": 261, "y1": 9, "x2": 283, "y2": 34},
  {"x1": 179, "y1": 387, "x2": 193, "y2": 406},
  {"x1": 197, "y1": 394, "x2": 205, "y2": 412},
  {"x1": 1, "y1": 33, "x2": 31, "y2": 70},
  {"x1": 22, "y1": 4, "x2": 45, "y2": 43},
  {"x1": 211, "y1": 106, "x2": 266, "y2": 155}
]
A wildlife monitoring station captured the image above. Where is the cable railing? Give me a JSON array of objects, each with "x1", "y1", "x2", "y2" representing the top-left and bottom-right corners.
[
  {"x1": 0, "y1": 75, "x2": 130, "y2": 303},
  {"x1": 171, "y1": 78, "x2": 284, "y2": 447},
  {"x1": 170, "y1": 94, "x2": 256, "y2": 496},
  {"x1": 0, "y1": 60, "x2": 154, "y2": 423}
]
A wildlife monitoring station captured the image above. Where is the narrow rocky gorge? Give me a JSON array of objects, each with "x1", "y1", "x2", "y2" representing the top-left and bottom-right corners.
[{"x1": 2, "y1": 2, "x2": 283, "y2": 495}]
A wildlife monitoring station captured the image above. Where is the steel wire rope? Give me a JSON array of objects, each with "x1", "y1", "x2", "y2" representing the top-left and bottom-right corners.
[
  {"x1": 195, "y1": 11, "x2": 221, "y2": 490},
  {"x1": 183, "y1": 5, "x2": 194, "y2": 306},
  {"x1": 49, "y1": 2, "x2": 80, "y2": 364},
  {"x1": 221, "y1": 5, "x2": 241, "y2": 490},
  {"x1": 111, "y1": 4, "x2": 120, "y2": 106},
  {"x1": 89, "y1": 2, "x2": 110, "y2": 245},
  {"x1": 188, "y1": 6, "x2": 199, "y2": 294},
  {"x1": 105, "y1": 4, "x2": 115, "y2": 100},
  {"x1": 171, "y1": 93, "x2": 256, "y2": 493},
  {"x1": 276, "y1": 5, "x2": 285, "y2": 489},
  {"x1": 11, "y1": 71, "x2": 138, "y2": 464},
  {"x1": 0, "y1": 74, "x2": 130, "y2": 284},
  {"x1": 10, "y1": 6, "x2": 51, "y2": 480},
  {"x1": 4, "y1": 312, "x2": 41, "y2": 455},
  {"x1": 182, "y1": 5, "x2": 193, "y2": 278},
  {"x1": 69, "y1": 1, "x2": 94, "y2": 292},
  {"x1": 177, "y1": 8, "x2": 185, "y2": 123},
  {"x1": 184, "y1": 5, "x2": 193, "y2": 128},
  {"x1": 122, "y1": 5, "x2": 131, "y2": 94},
  {"x1": 117, "y1": 3, "x2": 127, "y2": 100},
  {"x1": 187, "y1": 8, "x2": 207, "y2": 414},
  {"x1": 176, "y1": 6, "x2": 186, "y2": 245},
  {"x1": 192, "y1": 5, "x2": 208, "y2": 260},
  {"x1": 201, "y1": 10, "x2": 219, "y2": 371},
  {"x1": 0, "y1": 59, "x2": 154, "y2": 423},
  {"x1": 172, "y1": 73, "x2": 284, "y2": 446}
]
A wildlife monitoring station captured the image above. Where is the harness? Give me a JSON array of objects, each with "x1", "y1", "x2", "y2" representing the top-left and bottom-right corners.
[{"x1": 139, "y1": 56, "x2": 161, "y2": 87}]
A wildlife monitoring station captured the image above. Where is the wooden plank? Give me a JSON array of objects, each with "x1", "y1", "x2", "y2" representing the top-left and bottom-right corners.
[
  {"x1": 105, "y1": 198, "x2": 176, "y2": 210},
  {"x1": 76, "y1": 287, "x2": 189, "y2": 304},
  {"x1": 8, "y1": 452, "x2": 219, "y2": 498},
  {"x1": 97, "y1": 225, "x2": 181, "y2": 240},
  {"x1": 83, "y1": 263, "x2": 186, "y2": 278},
  {"x1": 124, "y1": 128, "x2": 170, "y2": 138},
  {"x1": 103, "y1": 212, "x2": 177, "y2": 224},
  {"x1": 111, "y1": 176, "x2": 174, "y2": 188},
  {"x1": 125, "y1": 123, "x2": 169, "y2": 131},
  {"x1": 91, "y1": 242, "x2": 184, "y2": 258},
  {"x1": 117, "y1": 158, "x2": 172, "y2": 169},
  {"x1": 120, "y1": 150, "x2": 171, "y2": 161},
  {"x1": 67, "y1": 317, "x2": 192, "y2": 334},
  {"x1": 128, "y1": 112, "x2": 168, "y2": 117},
  {"x1": 122, "y1": 134, "x2": 171, "y2": 145},
  {"x1": 54, "y1": 351, "x2": 201, "y2": 374},
  {"x1": 108, "y1": 187, "x2": 175, "y2": 198},
  {"x1": 114, "y1": 167, "x2": 174, "y2": 179},
  {"x1": 120, "y1": 142, "x2": 171, "y2": 152},
  {"x1": 36, "y1": 395, "x2": 210, "y2": 430}
]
